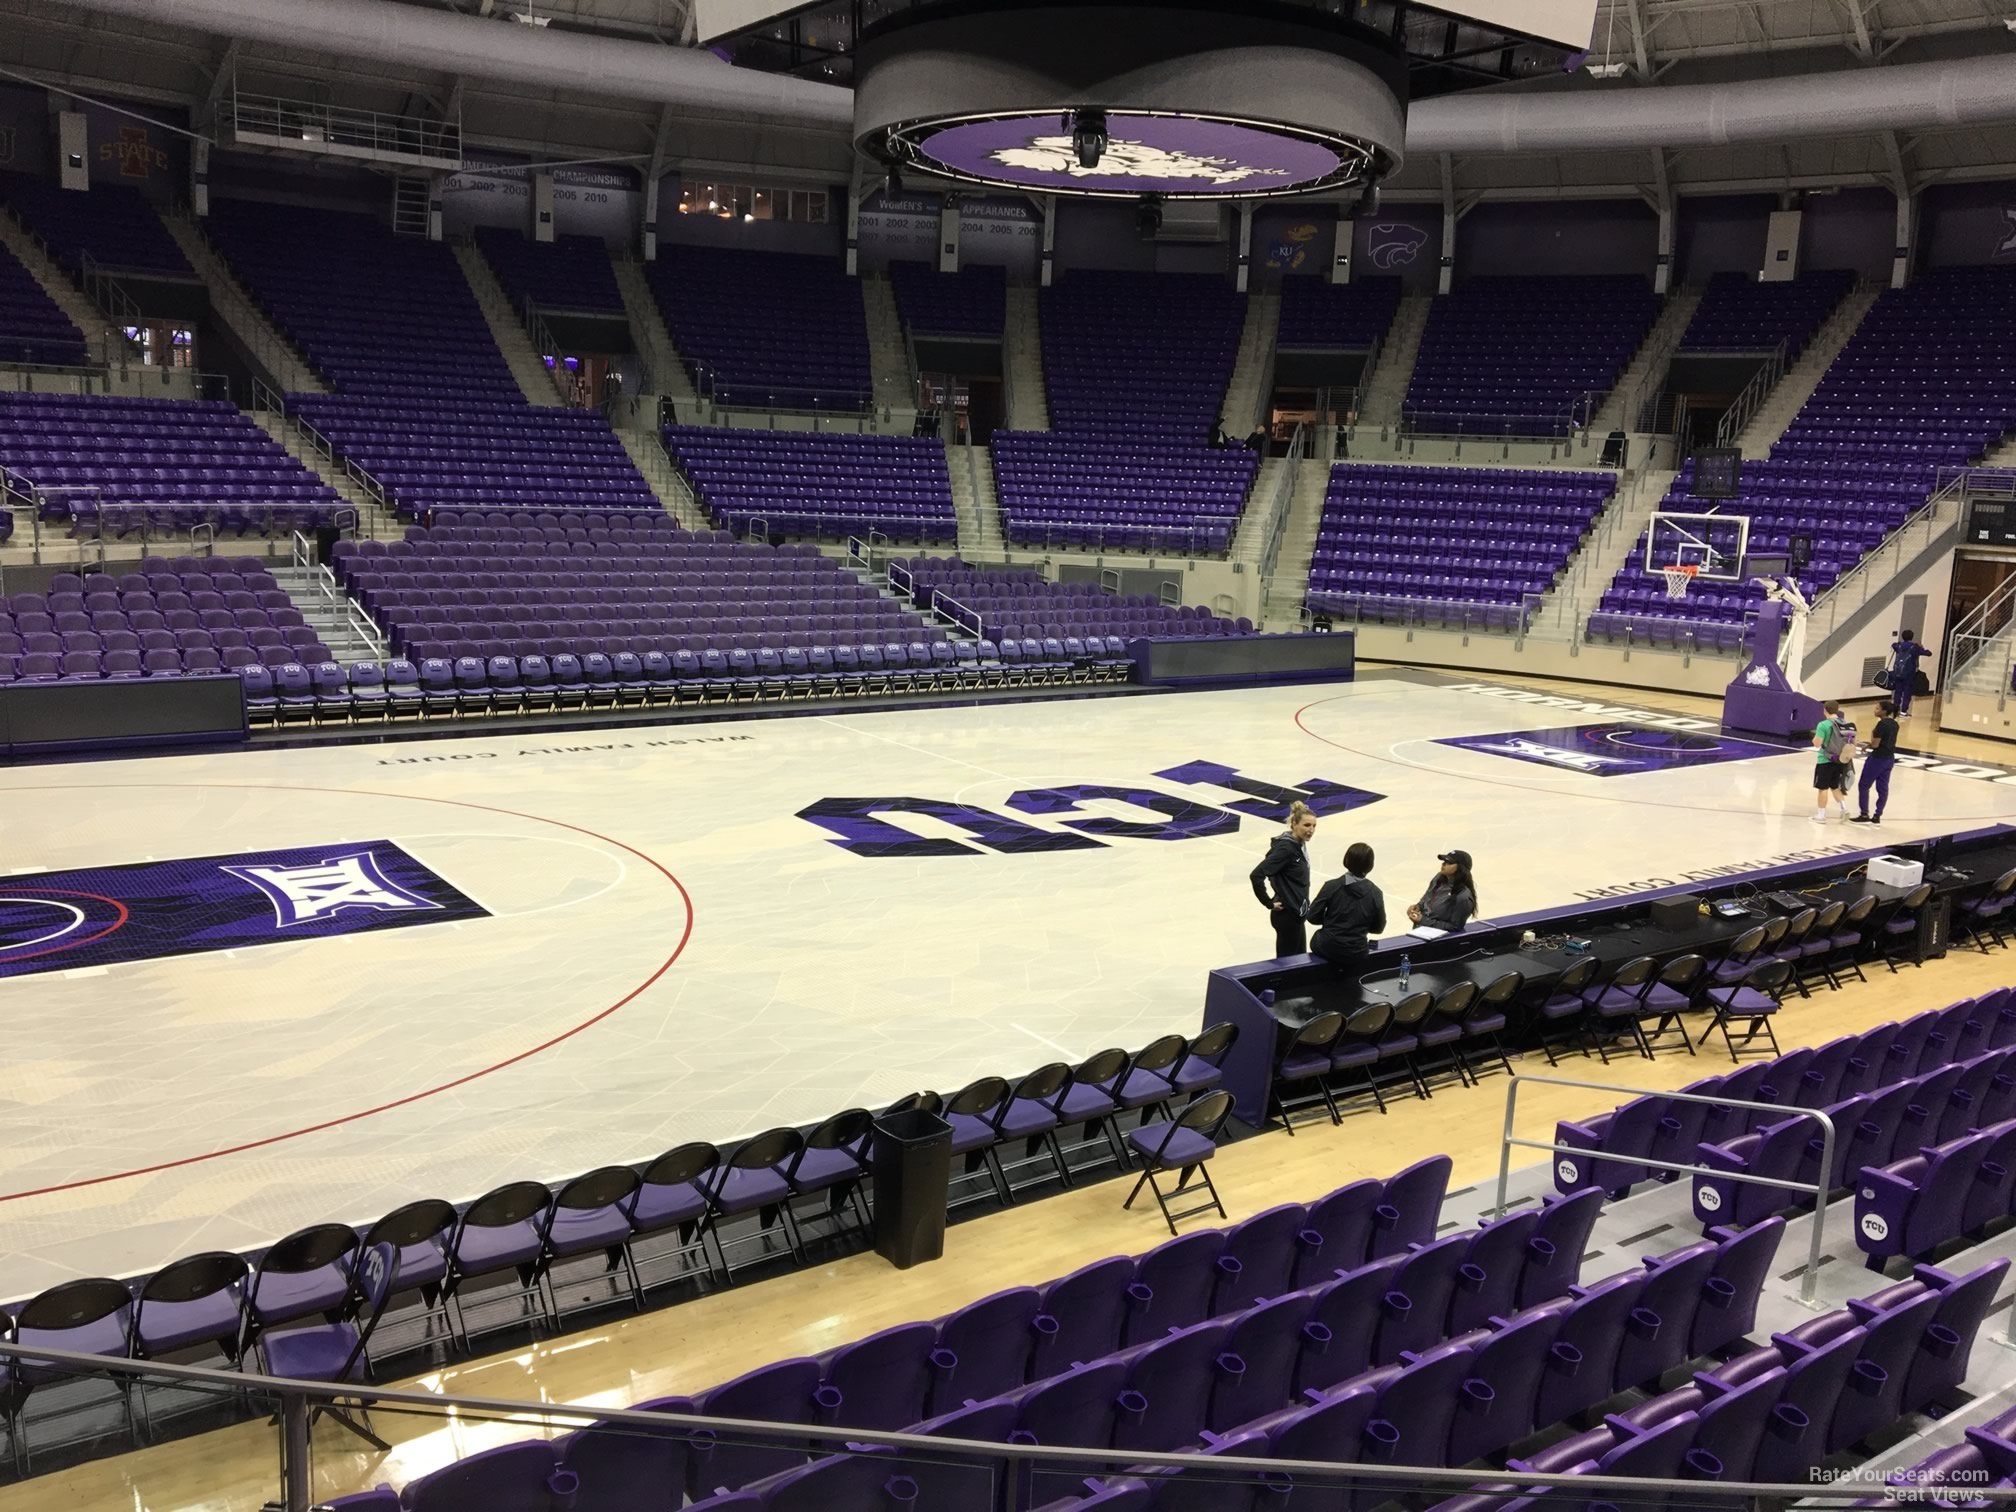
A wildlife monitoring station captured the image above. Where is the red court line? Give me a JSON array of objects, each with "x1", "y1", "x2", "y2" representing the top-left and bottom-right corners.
[
  {"x1": 0, "y1": 889, "x2": 131, "y2": 964},
  {"x1": 0, "y1": 783, "x2": 691, "y2": 1203}
]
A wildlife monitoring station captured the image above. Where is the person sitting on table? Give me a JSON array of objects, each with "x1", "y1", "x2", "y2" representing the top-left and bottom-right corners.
[
  {"x1": 1305, "y1": 842, "x2": 1385, "y2": 967},
  {"x1": 1408, "y1": 849, "x2": 1478, "y2": 932}
]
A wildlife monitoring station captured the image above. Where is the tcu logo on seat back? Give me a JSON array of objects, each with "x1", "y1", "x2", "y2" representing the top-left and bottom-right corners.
[{"x1": 800, "y1": 760, "x2": 1386, "y2": 859}]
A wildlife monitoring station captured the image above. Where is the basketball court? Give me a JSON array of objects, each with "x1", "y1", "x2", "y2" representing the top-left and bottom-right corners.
[{"x1": 4, "y1": 669, "x2": 2012, "y2": 1299}]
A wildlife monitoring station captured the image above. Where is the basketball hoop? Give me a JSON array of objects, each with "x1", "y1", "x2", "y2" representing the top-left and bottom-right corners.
[{"x1": 1660, "y1": 564, "x2": 1699, "y2": 600}]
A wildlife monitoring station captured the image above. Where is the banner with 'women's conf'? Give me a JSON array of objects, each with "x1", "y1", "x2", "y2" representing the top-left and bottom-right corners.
[{"x1": 0, "y1": 843, "x2": 488, "y2": 980}]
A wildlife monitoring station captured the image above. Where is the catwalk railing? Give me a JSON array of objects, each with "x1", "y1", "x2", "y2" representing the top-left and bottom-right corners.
[{"x1": 0, "y1": 1339, "x2": 1977, "y2": 1511}]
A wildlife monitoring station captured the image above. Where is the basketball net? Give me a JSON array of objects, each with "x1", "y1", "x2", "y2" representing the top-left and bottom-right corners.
[{"x1": 1660, "y1": 564, "x2": 1699, "y2": 600}]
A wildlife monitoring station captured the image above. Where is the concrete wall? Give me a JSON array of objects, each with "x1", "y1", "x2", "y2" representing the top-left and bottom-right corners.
[{"x1": 1801, "y1": 543, "x2": 1955, "y2": 702}]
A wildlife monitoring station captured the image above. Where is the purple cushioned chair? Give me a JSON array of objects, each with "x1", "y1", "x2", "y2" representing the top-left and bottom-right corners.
[{"x1": 257, "y1": 1242, "x2": 399, "y2": 1450}]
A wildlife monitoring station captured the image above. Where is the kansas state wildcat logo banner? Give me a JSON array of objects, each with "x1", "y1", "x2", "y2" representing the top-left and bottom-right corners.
[{"x1": 0, "y1": 842, "x2": 487, "y2": 979}]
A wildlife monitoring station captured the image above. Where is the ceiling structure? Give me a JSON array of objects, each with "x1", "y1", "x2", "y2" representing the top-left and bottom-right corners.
[{"x1": 0, "y1": 0, "x2": 2011, "y2": 208}]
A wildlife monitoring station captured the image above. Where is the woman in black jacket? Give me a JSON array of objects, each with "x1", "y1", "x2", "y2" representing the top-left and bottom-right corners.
[
  {"x1": 1249, "y1": 800, "x2": 1317, "y2": 958},
  {"x1": 1408, "y1": 849, "x2": 1478, "y2": 931},
  {"x1": 1305, "y1": 842, "x2": 1386, "y2": 967}
]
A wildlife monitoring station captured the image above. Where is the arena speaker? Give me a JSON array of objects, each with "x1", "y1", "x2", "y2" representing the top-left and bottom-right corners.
[{"x1": 850, "y1": 1, "x2": 1409, "y2": 203}]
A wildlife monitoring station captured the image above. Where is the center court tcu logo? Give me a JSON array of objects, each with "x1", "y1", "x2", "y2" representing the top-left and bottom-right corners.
[
  {"x1": 222, "y1": 850, "x2": 443, "y2": 927},
  {"x1": 800, "y1": 760, "x2": 1385, "y2": 858}
]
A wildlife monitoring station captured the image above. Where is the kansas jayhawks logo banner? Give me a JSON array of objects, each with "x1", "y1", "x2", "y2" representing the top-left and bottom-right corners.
[{"x1": 0, "y1": 842, "x2": 487, "y2": 979}]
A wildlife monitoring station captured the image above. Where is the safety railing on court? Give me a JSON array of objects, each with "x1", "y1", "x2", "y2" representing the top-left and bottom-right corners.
[
  {"x1": 1495, "y1": 1073, "x2": 1836, "y2": 1307},
  {"x1": 885, "y1": 557, "x2": 915, "y2": 598},
  {"x1": 1712, "y1": 336, "x2": 1790, "y2": 451},
  {"x1": 689, "y1": 362, "x2": 875, "y2": 420},
  {"x1": 1010, "y1": 521, "x2": 1231, "y2": 560},
  {"x1": 1577, "y1": 607, "x2": 1756, "y2": 660},
  {"x1": 1800, "y1": 471, "x2": 1968, "y2": 653},
  {"x1": 0, "y1": 1337, "x2": 1980, "y2": 1512},
  {"x1": 295, "y1": 415, "x2": 392, "y2": 525},
  {"x1": 844, "y1": 530, "x2": 898, "y2": 577},
  {"x1": 1400, "y1": 393, "x2": 1595, "y2": 444},
  {"x1": 1259, "y1": 423, "x2": 1308, "y2": 578},
  {"x1": 1307, "y1": 590, "x2": 1544, "y2": 648},
  {"x1": 17, "y1": 497, "x2": 356, "y2": 566}
]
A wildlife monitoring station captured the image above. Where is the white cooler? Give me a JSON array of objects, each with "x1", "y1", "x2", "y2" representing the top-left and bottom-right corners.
[{"x1": 1868, "y1": 855, "x2": 1925, "y2": 888}]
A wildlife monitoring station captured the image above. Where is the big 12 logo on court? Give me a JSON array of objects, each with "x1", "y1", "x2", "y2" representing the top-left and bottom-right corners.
[{"x1": 798, "y1": 760, "x2": 1385, "y2": 858}]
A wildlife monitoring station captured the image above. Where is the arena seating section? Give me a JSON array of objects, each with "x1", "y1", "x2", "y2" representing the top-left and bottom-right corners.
[
  {"x1": 207, "y1": 198, "x2": 658, "y2": 521},
  {"x1": 1678, "y1": 269, "x2": 1852, "y2": 356},
  {"x1": 990, "y1": 432, "x2": 1258, "y2": 553},
  {"x1": 0, "y1": 175, "x2": 192, "y2": 280},
  {"x1": 296, "y1": 395, "x2": 657, "y2": 519},
  {"x1": 1304, "y1": 463, "x2": 1616, "y2": 616},
  {"x1": 0, "y1": 392, "x2": 339, "y2": 538},
  {"x1": 898, "y1": 556, "x2": 1254, "y2": 648},
  {"x1": 339, "y1": 514, "x2": 931, "y2": 663},
  {"x1": 474, "y1": 225, "x2": 624, "y2": 313},
  {"x1": 647, "y1": 245, "x2": 871, "y2": 409},
  {"x1": 0, "y1": 239, "x2": 87, "y2": 367},
  {"x1": 208, "y1": 199, "x2": 520, "y2": 401},
  {"x1": 1404, "y1": 275, "x2": 1661, "y2": 437},
  {"x1": 664, "y1": 425, "x2": 957, "y2": 541},
  {"x1": 888, "y1": 259, "x2": 1006, "y2": 338},
  {"x1": 989, "y1": 270, "x2": 1253, "y2": 553},
  {"x1": 1276, "y1": 274, "x2": 1402, "y2": 349},
  {"x1": 1595, "y1": 265, "x2": 2016, "y2": 634},
  {"x1": 0, "y1": 556, "x2": 330, "y2": 683}
]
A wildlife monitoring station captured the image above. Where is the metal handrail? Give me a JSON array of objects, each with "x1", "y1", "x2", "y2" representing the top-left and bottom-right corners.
[
  {"x1": 1495, "y1": 1073, "x2": 1835, "y2": 1307},
  {"x1": 1249, "y1": 289, "x2": 1279, "y2": 434},
  {"x1": 166, "y1": 207, "x2": 317, "y2": 391},
  {"x1": 76, "y1": 250, "x2": 145, "y2": 364},
  {"x1": 1258, "y1": 423, "x2": 1309, "y2": 578},
  {"x1": 1713, "y1": 335, "x2": 1790, "y2": 451},
  {"x1": 1801, "y1": 469, "x2": 1967, "y2": 652},
  {"x1": 523, "y1": 296, "x2": 572, "y2": 403},
  {"x1": 930, "y1": 589, "x2": 985, "y2": 638},
  {"x1": 0, "y1": 1339, "x2": 1961, "y2": 1512}
]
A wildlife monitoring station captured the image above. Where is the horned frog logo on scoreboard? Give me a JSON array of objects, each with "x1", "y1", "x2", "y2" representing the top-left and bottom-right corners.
[{"x1": 989, "y1": 134, "x2": 1284, "y2": 187}]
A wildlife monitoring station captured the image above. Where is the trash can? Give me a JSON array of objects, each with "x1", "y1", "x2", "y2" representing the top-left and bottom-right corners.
[{"x1": 871, "y1": 1108, "x2": 954, "y2": 1270}]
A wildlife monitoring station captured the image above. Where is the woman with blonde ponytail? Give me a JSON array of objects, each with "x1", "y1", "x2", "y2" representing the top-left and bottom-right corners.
[{"x1": 1249, "y1": 799, "x2": 1318, "y2": 958}]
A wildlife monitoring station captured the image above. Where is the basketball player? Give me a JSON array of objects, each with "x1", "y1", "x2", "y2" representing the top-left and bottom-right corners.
[{"x1": 1811, "y1": 701, "x2": 1852, "y2": 822}]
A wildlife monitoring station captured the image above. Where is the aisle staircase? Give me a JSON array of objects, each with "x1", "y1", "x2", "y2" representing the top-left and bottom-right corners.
[
  {"x1": 1532, "y1": 466, "x2": 1677, "y2": 637},
  {"x1": 613, "y1": 256, "x2": 698, "y2": 417},
  {"x1": 1734, "y1": 282, "x2": 1881, "y2": 458},
  {"x1": 1004, "y1": 285, "x2": 1049, "y2": 431},
  {"x1": 1220, "y1": 291, "x2": 1279, "y2": 434},
  {"x1": 948, "y1": 437, "x2": 1002, "y2": 557},
  {"x1": 1352, "y1": 293, "x2": 1430, "y2": 431},
  {"x1": 0, "y1": 209, "x2": 125, "y2": 365},
  {"x1": 162, "y1": 210, "x2": 325, "y2": 395},
  {"x1": 617, "y1": 426, "x2": 698, "y2": 529},
  {"x1": 1589, "y1": 287, "x2": 1703, "y2": 436},
  {"x1": 862, "y1": 274, "x2": 915, "y2": 425},
  {"x1": 452, "y1": 243, "x2": 568, "y2": 407},
  {"x1": 272, "y1": 562, "x2": 384, "y2": 663},
  {"x1": 1259, "y1": 457, "x2": 1335, "y2": 631},
  {"x1": 250, "y1": 411, "x2": 398, "y2": 539}
]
